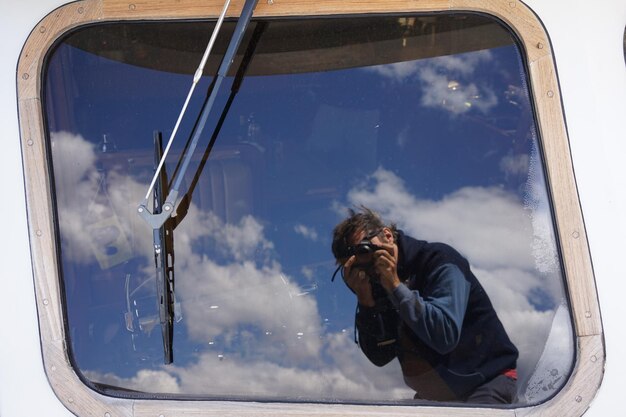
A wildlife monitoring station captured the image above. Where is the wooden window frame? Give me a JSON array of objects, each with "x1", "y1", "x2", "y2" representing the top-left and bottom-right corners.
[{"x1": 17, "y1": 1, "x2": 603, "y2": 416}]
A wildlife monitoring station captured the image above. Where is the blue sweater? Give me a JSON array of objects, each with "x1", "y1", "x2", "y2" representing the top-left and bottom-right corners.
[{"x1": 356, "y1": 231, "x2": 518, "y2": 400}]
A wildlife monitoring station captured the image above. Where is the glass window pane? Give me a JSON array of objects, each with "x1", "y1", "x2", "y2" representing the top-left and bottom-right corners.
[{"x1": 44, "y1": 14, "x2": 573, "y2": 404}]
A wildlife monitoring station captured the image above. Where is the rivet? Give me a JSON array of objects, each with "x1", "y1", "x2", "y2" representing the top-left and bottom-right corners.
[
  {"x1": 27, "y1": 139, "x2": 34, "y2": 146},
  {"x1": 164, "y1": 205, "x2": 171, "y2": 211},
  {"x1": 572, "y1": 231, "x2": 580, "y2": 238},
  {"x1": 68, "y1": 397, "x2": 74, "y2": 404},
  {"x1": 51, "y1": 365, "x2": 56, "y2": 371},
  {"x1": 39, "y1": 26, "x2": 46, "y2": 33},
  {"x1": 575, "y1": 395, "x2": 582, "y2": 403},
  {"x1": 547, "y1": 90, "x2": 554, "y2": 98},
  {"x1": 22, "y1": 73, "x2": 30, "y2": 80},
  {"x1": 137, "y1": 207, "x2": 144, "y2": 213},
  {"x1": 36, "y1": 230, "x2": 42, "y2": 237},
  {"x1": 77, "y1": 7, "x2": 84, "y2": 14},
  {"x1": 129, "y1": 4, "x2": 136, "y2": 10},
  {"x1": 585, "y1": 311, "x2": 592, "y2": 318},
  {"x1": 591, "y1": 355, "x2": 597, "y2": 363},
  {"x1": 509, "y1": 1, "x2": 516, "y2": 8},
  {"x1": 104, "y1": 413, "x2": 111, "y2": 417},
  {"x1": 267, "y1": 0, "x2": 274, "y2": 4},
  {"x1": 43, "y1": 299, "x2": 49, "y2": 306},
  {"x1": 537, "y1": 42, "x2": 544, "y2": 49}
]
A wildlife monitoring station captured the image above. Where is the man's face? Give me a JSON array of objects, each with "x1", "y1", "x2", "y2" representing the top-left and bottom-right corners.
[{"x1": 347, "y1": 228, "x2": 393, "y2": 280}]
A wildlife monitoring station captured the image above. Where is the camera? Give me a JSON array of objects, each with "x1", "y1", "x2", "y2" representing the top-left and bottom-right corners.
[
  {"x1": 332, "y1": 238, "x2": 392, "y2": 306},
  {"x1": 349, "y1": 239, "x2": 384, "y2": 284},
  {"x1": 349, "y1": 240, "x2": 384, "y2": 257}
]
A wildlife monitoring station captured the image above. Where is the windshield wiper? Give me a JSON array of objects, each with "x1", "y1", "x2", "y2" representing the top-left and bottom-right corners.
[
  {"x1": 138, "y1": 0, "x2": 259, "y2": 229},
  {"x1": 152, "y1": 132, "x2": 176, "y2": 364},
  {"x1": 138, "y1": 0, "x2": 260, "y2": 364},
  {"x1": 174, "y1": 21, "x2": 267, "y2": 225}
]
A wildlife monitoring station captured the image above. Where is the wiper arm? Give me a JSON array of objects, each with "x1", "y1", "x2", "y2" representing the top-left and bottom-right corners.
[
  {"x1": 174, "y1": 21, "x2": 267, "y2": 225},
  {"x1": 152, "y1": 131, "x2": 176, "y2": 364},
  {"x1": 137, "y1": 0, "x2": 260, "y2": 230},
  {"x1": 138, "y1": 0, "x2": 259, "y2": 364}
]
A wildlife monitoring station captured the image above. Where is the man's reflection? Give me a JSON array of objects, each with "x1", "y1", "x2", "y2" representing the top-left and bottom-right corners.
[{"x1": 331, "y1": 206, "x2": 518, "y2": 403}]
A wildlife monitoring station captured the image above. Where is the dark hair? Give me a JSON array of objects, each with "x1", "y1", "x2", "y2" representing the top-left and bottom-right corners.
[{"x1": 331, "y1": 206, "x2": 397, "y2": 262}]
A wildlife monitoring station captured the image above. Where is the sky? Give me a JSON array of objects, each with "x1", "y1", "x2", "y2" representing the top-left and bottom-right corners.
[{"x1": 45, "y1": 17, "x2": 574, "y2": 405}]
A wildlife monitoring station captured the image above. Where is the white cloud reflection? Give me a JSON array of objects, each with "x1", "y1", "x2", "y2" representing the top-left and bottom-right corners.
[
  {"x1": 294, "y1": 223, "x2": 319, "y2": 241},
  {"x1": 501, "y1": 153, "x2": 530, "y2": 178},
  {"x1": 365, "y1": 50, "x2": 498, "y2": 115},
  {"x1": 169, "y1": 332, "x2": 410, "y2": 399},
  {"x1": 52, "y1": 132, "x2": 571, "y2": 403}
]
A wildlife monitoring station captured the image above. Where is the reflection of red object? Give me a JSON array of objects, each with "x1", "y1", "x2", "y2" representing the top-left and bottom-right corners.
[{"x1": 502, "y1": 369, "x2": 518, "y2": 380}]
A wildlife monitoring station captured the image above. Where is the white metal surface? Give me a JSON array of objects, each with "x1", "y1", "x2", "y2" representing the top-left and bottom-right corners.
[
  {"x1": 541, "y1": 2, "x2": 626, "y2": 416},
  {"x1": 0, "y1": 1, "x2": 73, "y2": 416},
  {"x1": 0, "y1": 0, "x2": 624, "y2": 416}
]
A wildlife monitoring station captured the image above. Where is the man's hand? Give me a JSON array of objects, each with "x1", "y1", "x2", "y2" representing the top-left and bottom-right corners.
[
  {"x1": 343, "y1": 255, "x2": 376, "y2": 307},
  {"x1": 372, "y1": 242, "x2": 401, "y2": 292}
]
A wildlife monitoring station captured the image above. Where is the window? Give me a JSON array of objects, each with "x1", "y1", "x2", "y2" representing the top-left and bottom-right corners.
[{"x1": 19, "y1": 1, "x2": 603, "y2": 416}]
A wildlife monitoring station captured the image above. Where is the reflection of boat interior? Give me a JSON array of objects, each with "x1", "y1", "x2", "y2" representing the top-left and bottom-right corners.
[
  {"x1": 66, "y1": 15, "x2": 515, "y2": 77},
  {"x1": 195, "y1": 148, "x2": 256, "y2": 223},
  {"x1": 97, "y1": 144, "x2": 260, "y2": 224}
]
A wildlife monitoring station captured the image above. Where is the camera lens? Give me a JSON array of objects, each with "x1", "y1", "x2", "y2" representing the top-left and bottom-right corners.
[{"x1": 354, "y1": 244, "x2": 373, "y2": 254}]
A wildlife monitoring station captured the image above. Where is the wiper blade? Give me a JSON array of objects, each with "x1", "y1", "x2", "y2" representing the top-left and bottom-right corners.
[
  {"x1": 152, "y1": 132, "x2": 176, "y2": 364},
  {"x1": 137, "y1": 0, "x2": 260, "y2": 230}
]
